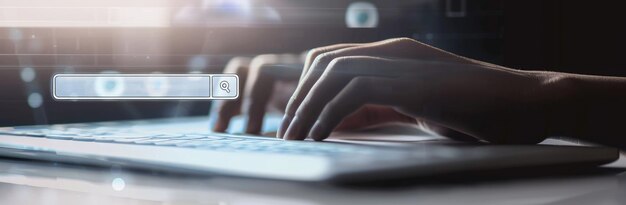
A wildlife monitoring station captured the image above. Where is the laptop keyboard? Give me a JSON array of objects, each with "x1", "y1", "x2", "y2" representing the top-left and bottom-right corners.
[{"x1": 0, "y1": 127, "x2": 380, "y2": 156}]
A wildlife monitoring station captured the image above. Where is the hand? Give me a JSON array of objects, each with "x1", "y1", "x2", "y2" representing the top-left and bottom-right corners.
[
  {"x1": 279, "y1": 38, "x2": 557, "y2": 144},
  {"x1": 212, "y1": 52, "x2": 418, "y2": 135},
  {"x1": 211, "y1": 54, "x2": 301, "y2": 134}
]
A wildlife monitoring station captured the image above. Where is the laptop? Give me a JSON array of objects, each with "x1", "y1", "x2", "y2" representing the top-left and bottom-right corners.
[{"x1": 0, "y1": 116, "x2": 619, "y2": 183}]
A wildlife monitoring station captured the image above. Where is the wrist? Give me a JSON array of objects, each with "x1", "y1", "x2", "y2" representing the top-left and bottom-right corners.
[{"x1": 534, "y1": 71, "x2": 584, "y2": 138}]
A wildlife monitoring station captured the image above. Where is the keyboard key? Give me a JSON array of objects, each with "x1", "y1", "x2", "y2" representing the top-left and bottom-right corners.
[
  {"x1": 45, "y1": 135, "x2": 75, "y2": 140},
  {"x1": 72, "y1": 136, "x2": 96, "y2": 141},
  {"x1": 45, "y1": 134, "x2": 79, "y2": 140},
  {"x1": 183, "y1": 134, "x2": 225, "y2": 140},
  {"x1": 175, "y1": 140, "x2": 218, "y2": 147},
  {"x1": 148, "y1": 134, "x2": 184, "y2": 139},
  {"x1": 93, "y1": 136, "x2": 122, "y2": 142},
  {"x1": 175, "y1": 136, "x2": 206, "y2": 140},
  {"x1": 133, "y1": 138, "x2": 172, "y2": 145},
  {"x1": 113, "y1": 138, "x2": 152, "y2": 143},
  {"x1": 154, "y1": 140, "x2": 191, "y2": 146},
  {"x1": 24, "y1": 131, "x2": 46, "y2": 137},
  {"x1": 4, "y1": 127, "x2": 387, "y2": 157},
  {"x1": 94, "y1": 134, "x2": 145, "y2": 138}
]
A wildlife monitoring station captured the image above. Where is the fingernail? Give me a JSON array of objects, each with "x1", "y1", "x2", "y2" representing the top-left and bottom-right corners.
[{"x1": 283, "y1": 116, "x2": 301, "y2": 140}]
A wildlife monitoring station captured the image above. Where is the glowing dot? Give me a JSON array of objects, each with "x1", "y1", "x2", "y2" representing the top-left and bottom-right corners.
[
  {"x1": 105, "y1": 80, "x2": 116, "y2": 91},
  {"x1": 27, "y1": 93, "x2": 43, "y2": 108},
  {"x1": 95, "y1": 71, "x2": 125, "y2": 97},
  {"x1": 357, "y1": 12, "x2": 369, "y2": 24},
  {"x1": 346, "y1": 2, "x2": 379, "y2": 28},
  {"x1": 31, "y1": 34, "x2": 36, "y2": 39},
  {"x1": 111, "y1": 178, "x2": 125, "y2": 191},
  {"x1": 20, "y1": 67, "x2": 36, "y2": 82}
]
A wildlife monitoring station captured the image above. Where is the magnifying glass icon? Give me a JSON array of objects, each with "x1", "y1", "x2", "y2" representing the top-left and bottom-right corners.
[{"x1": 219, "y1": 80, "x2": 230, "y2": 93}]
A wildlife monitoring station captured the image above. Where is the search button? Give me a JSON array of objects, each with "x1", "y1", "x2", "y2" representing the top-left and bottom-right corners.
[
  {"x1": 219, "y1": 80, "x2": 231, "y2": 93},
  {"x1": 212, "y1": 75, "x2": 238, "y2": 99}
]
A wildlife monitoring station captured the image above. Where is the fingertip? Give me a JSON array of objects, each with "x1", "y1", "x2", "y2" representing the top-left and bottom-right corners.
[
  {"x1": 283, "y1": 116, "x2": 302, "y2": 140},
  {"x1": 313, "y1": 136, "x2": 326, "y2": 142},
  {"x1": 277, "y1": 115, "x2": 292, "y2": 138},
  {"x1": 308, "y1": 120, "x2": 326, "y2": 141},
  {"x1": 212, "y1": 120, "x2": 227, "y2": 133},
  {"x1": 244, "y1": 117, "x2": 262, "y2": 135}
]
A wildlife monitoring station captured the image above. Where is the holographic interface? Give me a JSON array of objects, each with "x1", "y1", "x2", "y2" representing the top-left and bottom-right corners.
[{"x1": 52, "y1": 74, "x2": 239, "y2": 100}]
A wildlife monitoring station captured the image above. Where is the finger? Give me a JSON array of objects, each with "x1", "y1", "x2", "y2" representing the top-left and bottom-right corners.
[
  {"x1": 286, "y1": 47, "x2": 481, "y2": 134},
  {"x1": 283, "y1": 56, "x2": 409, "y2": 140},
  {"x1": 242, "y1": 54, "x2": 300, "y2": 134},
  {"x1": 299, "y1": 37, "x2": 440, "y2": 80},
  {"x1": 277, "y1": 43, "x2": 362, "y2": 138},
  {"x1": 279, "y1": 38, "x2": 419, "y2": 138},
  {"x1": 416, "y1": 119, "x2": 479, "y2": 142},
  {"x1": 212, "y1": 57, "x2": 251, "y2": 132},
  {"x1": 308, "y1": 77, "x2": 398, "y2": 141},
  {"x1": 287, "y1": 56, "x2": 482, "y2": 141},
  {"x1": 300, "y1": 43, "x2": 362, "y2": 81}
]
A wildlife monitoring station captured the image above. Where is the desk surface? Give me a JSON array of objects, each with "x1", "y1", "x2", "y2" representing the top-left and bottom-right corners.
[{"x1": 0, "y1": 150, "x2": 624, "y2": 205}]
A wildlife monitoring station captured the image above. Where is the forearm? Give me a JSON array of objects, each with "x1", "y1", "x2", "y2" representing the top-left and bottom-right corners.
[{"x1": 546, "y1": 72, "x2": 626, "y2": 149}]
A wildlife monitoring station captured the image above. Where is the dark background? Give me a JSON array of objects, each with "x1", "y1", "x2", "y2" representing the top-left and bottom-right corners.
[{"x1": 0, "y1": 0, "x2": 624, "y2": 126}]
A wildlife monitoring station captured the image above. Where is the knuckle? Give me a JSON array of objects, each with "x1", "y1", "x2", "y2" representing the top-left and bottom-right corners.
[
  {"x1": 224, "y1": 57, "x2": 251, "y2": 73},
  {"x1": 390, "y1": 37, "x2": 417, "y2": 44},
  {"x1": 228, "y1": 56, "x2": 251, "y2": 65},
  {"x1": 325, "y1": 101, "x2": 342, "y2": 113},
  {"x1": 353, "y1": 76, "x2": 372, "y2": 85},
  {"x1": 306, "y1": 48, "x2": 326, "y2": 60},
  {"x1": 250, "y1": 54, "x2": 277, "y2": 69},
  {"x1": 328, "y1": 56, "x2": 350, "y2": 65},
  {"x1": 294, "y1": 108, "x2": 309, "y2": 119},
  {"x1": 312, "y1": 52, "x2": 338, "y2": 68},
  {"x1": 327, "y1": 56, "x2": 356, "y2": 72},
  {"x1": 307, "y1": 43, "x2": 350, "y2": 60},
  {"x1": 384, "y1": 37, "x2": 420, "y2": 48},
  {"x1": 284, "y1": 101, "x2": 297, "y2": 114},
  {"x1": 349, "y1": 78, "x2": 371, "y2": 97},
  {"x1": 356, "y1": 78, "x2": 374, "y2": 89}
]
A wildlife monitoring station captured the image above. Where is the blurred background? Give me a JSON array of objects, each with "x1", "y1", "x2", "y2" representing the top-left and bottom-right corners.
[{"x1": 0, "y1": 0, "x2": 624, "y2": 126}]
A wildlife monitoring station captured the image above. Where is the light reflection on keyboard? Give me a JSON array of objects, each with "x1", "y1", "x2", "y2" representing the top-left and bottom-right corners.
[{"x1": 0, "y1": 127, "x2": 378, "y2": 156}]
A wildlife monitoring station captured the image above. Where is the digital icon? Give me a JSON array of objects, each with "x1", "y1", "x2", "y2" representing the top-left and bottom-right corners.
[
  {"x1": 95, "y1": 76, "x2": 125, "y2": 97},
  {"x1": 220, "y1": 80, "x2": 231, "y2": 93},
  {"x1": 212, "y1": 76, "x2": 238, "y2": 99},
  {"x1": 346, "y1": 2, "x2": 379, "y2": 28}
]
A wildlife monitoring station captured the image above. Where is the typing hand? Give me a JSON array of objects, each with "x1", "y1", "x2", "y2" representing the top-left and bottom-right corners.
[
  {"x1": 212, "y1": 52, "x2": 418, "y2": 135},
  {"x1": 279, "y1": 38, "x2": 555, "y2": 144},
  {"x1": 211, "y1": 54, "x2": 301, "y2": 134}
]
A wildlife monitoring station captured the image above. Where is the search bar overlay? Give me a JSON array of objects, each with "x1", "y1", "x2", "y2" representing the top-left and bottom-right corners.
[{"x1": 52, "y1": 74, "x2": 238, "y2": 100}]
